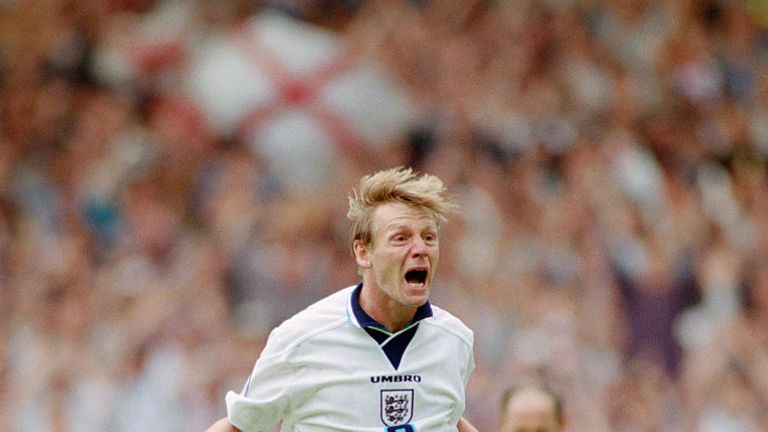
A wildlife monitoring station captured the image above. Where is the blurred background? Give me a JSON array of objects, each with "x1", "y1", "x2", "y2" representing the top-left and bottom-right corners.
[{"x1": 2, "y1": 0, "x2": 768, "y2": 430}]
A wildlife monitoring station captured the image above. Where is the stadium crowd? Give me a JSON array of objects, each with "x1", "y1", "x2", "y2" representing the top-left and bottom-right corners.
[{"x1": 2, "y1": 0, "x2": 768, "y2": 430}]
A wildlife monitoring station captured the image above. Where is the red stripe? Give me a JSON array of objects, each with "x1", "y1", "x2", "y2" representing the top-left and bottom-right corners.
[{"x1": 232, "y1": 20, "x2": 367, "y2": 158}]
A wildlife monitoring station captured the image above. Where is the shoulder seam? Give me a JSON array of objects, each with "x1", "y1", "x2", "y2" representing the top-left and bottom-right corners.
[
  {"x1": 420, "y1": 317, "x2": 473, "y2": 350},
  {"x1": 272, "y1": 317, "x2": 350, "y2": 357}
]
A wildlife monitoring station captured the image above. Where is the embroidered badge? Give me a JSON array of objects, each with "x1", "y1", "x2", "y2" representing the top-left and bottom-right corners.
[{"x1": 380, "y1": 389, "x2": 414, "y2": 427}]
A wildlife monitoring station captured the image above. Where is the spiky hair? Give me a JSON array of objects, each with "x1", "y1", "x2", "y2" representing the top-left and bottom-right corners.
[{"x1": 347, "y1": 166, "x2": 459, "y2": 249}]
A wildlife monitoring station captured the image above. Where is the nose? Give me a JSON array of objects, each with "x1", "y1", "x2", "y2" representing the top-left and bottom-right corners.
[{"x1": 410, "y1": 236, "x2": 428, "y2": 257}]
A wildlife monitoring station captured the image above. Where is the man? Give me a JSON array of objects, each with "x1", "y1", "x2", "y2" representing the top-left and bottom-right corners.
[
  {"x1": 206, "y1": 167, "x2": 477, "y2": 431},
  {"x1": 499, "y1": 382, "x2": 565, "y2": 432}
]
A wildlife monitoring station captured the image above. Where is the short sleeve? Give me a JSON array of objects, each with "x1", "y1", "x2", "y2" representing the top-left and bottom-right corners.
[
  {"x1": 464, "y1": 331, "x2": 475, "y2": 386},
  {"x1": 226, "y1": 332, "x2": 295, "y2": 431}
]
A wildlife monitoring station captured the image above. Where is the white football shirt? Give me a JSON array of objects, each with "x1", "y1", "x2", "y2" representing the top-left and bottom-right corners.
[{"x1": 226, "y1": 284, "x2": 475, "y2": 431}]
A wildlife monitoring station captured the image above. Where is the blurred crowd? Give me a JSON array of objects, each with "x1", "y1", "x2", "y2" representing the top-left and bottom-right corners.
[{"x1": 2, "y1": 0, "x2": 768, "y2": 431}]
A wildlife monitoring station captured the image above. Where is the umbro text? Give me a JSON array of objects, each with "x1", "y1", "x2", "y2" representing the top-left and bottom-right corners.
[{"x1": 370, "y1": 374, "x2": 422, "y2": 383}]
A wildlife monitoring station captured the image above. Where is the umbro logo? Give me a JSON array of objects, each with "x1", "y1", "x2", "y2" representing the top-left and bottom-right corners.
[{"x1": 370, "y1": 374, "x2": 422, "y2": 383}]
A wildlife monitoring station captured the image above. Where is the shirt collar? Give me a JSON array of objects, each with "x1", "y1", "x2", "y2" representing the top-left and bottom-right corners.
[{"x1": 348, "y1": 282, "x2": 433, "y2": 331}]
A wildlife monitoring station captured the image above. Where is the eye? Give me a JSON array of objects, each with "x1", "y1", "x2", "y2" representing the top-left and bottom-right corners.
[{"x1": 391, "y1": 234, "x2": 408, "y2": 243}]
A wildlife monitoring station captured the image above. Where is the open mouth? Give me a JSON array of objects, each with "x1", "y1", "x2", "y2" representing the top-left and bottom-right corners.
[{"x1": 404, "y1": 268, "x2": 428, "y2": 286}]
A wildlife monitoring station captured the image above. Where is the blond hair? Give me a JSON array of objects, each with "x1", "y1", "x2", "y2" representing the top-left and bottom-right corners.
[{"x1": 347, "y1": 166, "x2": 458, "y2": 250}]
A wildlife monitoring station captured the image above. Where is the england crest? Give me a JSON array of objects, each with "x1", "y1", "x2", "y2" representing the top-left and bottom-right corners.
[{"x1": 380, "y1": 389, "x2": 414, "y2": 426}]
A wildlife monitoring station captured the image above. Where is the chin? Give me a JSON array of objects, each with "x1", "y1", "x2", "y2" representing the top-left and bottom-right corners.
[{"x1": 402, "y1": 287, "x2": 430, "y2": 306}]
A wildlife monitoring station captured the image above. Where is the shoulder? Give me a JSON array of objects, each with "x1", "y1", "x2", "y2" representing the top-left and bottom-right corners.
[
  {"x1": 263, "y1": 286, "x2": 354, "y2": 353},
  {"x1": 423, "y1": 304, "x2": 474, "y2": 348}
]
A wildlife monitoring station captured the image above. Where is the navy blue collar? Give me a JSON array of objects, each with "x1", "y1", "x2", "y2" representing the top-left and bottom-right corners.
[{"x1": 350, "y1": 282, "x2": 433, "y2": 332}]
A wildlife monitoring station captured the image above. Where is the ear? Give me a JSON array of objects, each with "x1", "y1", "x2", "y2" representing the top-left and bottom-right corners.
[{"x1": 353, "y1": 239, "x2": 372, "y2": 269}]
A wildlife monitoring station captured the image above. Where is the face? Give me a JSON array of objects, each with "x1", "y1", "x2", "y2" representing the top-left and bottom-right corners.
[
  {"x1": 354, "y1": 202, "x2": 439, "y2": 309},
  {"x1": 500, "y1": 389, "x2": 560, "y2": 432}
]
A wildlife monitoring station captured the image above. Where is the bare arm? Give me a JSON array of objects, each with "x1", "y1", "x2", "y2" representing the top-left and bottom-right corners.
[
  {"x1": 205, "y1": 417, "x2": 240, "y2": 432},
  {"x1": 458, "y1": 416, "x2": 479, "y2": 432}
]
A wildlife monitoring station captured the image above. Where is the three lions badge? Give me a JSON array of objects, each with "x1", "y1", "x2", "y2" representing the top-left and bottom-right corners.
[{"x1": 381, "y1": 389, "x2": 414, "y2": 431}]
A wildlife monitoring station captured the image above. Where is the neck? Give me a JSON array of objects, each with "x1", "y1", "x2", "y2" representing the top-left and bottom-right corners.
[{"x1": 359, "y1": 280, "x2": 417, "y2": 333}]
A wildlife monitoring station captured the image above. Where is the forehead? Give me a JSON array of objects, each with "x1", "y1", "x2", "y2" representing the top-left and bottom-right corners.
[{"x1": 371, "y1": 202, "x2": 437, "y2": 231}]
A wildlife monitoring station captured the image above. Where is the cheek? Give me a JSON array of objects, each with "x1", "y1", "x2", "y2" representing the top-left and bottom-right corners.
[
  {"x1": 429, "y1": 246, "x2": 440, "y2": 261},
  {"x1": 382, "y1": 246, "x2": 407, "y2": 261},
  {"x1": 373, "y1": 249, "x2": 403, "y2": 272}
]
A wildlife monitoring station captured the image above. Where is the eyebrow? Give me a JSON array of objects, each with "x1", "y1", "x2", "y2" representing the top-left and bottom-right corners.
[{"x1": 385, "y1": 223, "x2": 437, "y2": 232}]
